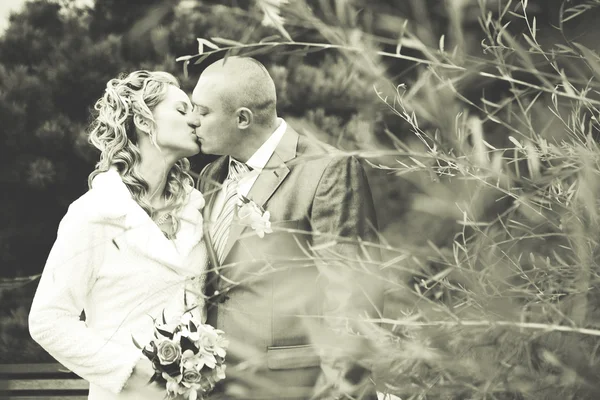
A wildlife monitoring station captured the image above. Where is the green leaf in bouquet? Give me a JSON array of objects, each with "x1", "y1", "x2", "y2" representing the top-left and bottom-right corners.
[
  {"x1": 148, "y1": 371, "x2": 162, "y2": 385},
  {"x1": 152, "y1": 359, "x2": 165, "y2": 376},
  {"x1": 189, "y1": 320, "x2": 197, "y2": 333},
  {"x1": 181, "y1": 335, "x2": 199, "y2": 354},
  {"x1": 131, "y1": 334, "x2": 143, "y2": 350},
  {"x1": 156, "y1": 326, "x2": 174, "y2": 339},
  {"x1": 142, "y1": 341, "x2": 157, "y2": 360},
  {"x1": 161, "y1": 361, "x2": 181, "y2": 378}
]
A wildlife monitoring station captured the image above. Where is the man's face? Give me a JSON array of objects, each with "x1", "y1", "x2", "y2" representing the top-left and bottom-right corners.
[{"x1": 191, "y1": 74, "x2": 238, "y2": 156}]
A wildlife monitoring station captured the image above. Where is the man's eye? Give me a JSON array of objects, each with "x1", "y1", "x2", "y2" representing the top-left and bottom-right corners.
[
  {"x1": 177, "y1": 109, "x2": 187, "y2": 115},
  {"x1": 194, "y1": 106, "x2": 208, "y2": 116}
]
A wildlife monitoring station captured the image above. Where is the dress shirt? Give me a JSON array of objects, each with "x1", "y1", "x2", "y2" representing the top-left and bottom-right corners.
[{"x1": 210, "y1": 118, "x2": 287, "y2": 222}]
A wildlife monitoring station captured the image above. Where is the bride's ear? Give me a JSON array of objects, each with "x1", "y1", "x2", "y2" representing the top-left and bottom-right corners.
[
  {"x1": 236, "y1": 108, "x2": 253, "y2": 130},
  {"x1": 133, "y1": 114, "x2": 151, "y2": 134}
]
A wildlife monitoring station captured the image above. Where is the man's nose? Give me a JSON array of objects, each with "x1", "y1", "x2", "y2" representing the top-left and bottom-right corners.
[{"x1": 189, "y1": 114, "x2": 201, "y2": 129}]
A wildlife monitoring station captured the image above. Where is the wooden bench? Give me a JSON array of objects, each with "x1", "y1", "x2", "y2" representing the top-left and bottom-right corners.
[{"x1": 0, "y1": 363, "x2": 88, "y2": 399}]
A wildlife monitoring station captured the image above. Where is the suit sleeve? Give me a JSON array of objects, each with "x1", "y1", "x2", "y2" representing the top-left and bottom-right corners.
[
  {"x1": 311, "y1": 155, "x2": 383, "y2": 399},
  {"x1": 28, "y1": 203, "x2": 142, "y2": 393}
]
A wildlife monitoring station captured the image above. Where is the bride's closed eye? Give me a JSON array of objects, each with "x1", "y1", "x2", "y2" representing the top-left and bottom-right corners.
[{"x1": 175, "y1": 101, "x2": 192, "y2": 115}]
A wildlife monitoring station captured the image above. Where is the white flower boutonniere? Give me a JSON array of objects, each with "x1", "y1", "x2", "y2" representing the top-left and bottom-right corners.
[{"x1": 237, "y1": 195, "x2": 272, "y2": 238}]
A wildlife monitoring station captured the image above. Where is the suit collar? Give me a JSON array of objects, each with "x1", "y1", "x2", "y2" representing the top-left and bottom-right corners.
[
  {"x1": 245, "y1": 118, "x2": 287, "y2": 171},
  {"x1": 202, "y1": 125, "x2": 298, "y2": 214},
  {"x1": 246, "y1": 125, "x2": 297, "y2": 207},
  {"x1": 220, "y1": 125, "x2": 298, "y2": 261}
]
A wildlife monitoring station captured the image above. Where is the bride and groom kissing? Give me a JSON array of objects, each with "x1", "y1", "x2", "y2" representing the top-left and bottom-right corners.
[{"x1": 29, "y1": 56, "x2": 383, "y2": 400}]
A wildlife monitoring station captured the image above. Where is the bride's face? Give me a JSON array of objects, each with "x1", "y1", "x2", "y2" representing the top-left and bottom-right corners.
[{"x1": 151, "y1": 86, "x2": 200, "y2": 159}]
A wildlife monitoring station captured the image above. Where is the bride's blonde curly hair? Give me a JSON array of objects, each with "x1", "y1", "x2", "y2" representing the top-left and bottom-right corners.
[{"x1": 88, "y1": 70, "x2": 194, "y2": 233}]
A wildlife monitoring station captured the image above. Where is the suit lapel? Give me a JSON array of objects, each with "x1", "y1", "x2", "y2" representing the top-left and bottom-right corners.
[{"x1": 220, "y1": 127, "x2": 299, "y2": 262}]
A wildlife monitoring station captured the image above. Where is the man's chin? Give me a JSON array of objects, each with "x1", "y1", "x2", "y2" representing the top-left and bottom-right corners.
[
  {"x1": 199, "y1": 147, "x2": 225, "y2": 157},
  {"x1": 199, "y1": 146, "x2": 210, "y2": 155}
]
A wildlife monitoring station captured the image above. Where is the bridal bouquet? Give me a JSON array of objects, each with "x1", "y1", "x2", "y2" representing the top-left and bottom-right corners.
[{"x1": 134, "y1": 312, "x2": 228, "y2": 400}]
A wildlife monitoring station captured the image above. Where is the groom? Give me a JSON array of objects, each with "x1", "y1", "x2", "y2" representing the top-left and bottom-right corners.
[{"x1": 193, "y1": 56, "x2": 383, "y2": 400}]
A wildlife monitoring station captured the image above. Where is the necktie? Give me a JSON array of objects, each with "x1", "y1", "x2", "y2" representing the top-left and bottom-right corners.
[{"x1": 210, "y1": 159, "x2": 250, "y2": 264}]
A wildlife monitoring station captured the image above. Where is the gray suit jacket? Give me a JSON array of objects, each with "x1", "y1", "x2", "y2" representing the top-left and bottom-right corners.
[{"x1": 198, "y1": 125, "x2": 382, "y2": 399}]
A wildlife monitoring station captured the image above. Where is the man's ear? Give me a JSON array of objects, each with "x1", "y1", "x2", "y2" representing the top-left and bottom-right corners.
[
  {"x1": 236, "y1": 108, "x2": 253, "y2": 130},
  {"x1": 133, "y1": 114, "x2": 151, "y2": 134}
]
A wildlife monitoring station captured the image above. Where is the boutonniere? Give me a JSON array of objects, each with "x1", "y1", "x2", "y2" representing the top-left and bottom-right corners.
[{"x1": 237, "y1": 195, "x2": 272, "y2": 238}]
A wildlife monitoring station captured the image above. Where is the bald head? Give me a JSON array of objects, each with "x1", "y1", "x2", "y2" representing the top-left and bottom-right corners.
[{"x1": 199, "y1": 56, "x2": 277, "y2": 127}]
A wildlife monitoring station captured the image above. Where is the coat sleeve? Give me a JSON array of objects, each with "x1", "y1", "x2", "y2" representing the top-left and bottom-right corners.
[
  {"x1": 28, "y1": 201, "x2": 143, "y2": 393},
  {"x1": 310, "y1": 155, "x2": 383, "y2": 399}
]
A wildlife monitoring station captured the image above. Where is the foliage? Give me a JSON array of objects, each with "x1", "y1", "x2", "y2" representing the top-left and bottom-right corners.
[
  {"x1": 0, "y1": 0, "x2": 400, "y2": 363},
  {"x1": 2, "y1": 0, "x2": 600, "y2": 398},
  {"x1": 0, "y1": 0, "x2": 183, "y2": 362},
  {"x1": 0, "y1": 0, "x2": 392, "y2": 280},
  {"x1": 0, "y1": 283, "x2": 54, "y2": 363},
  {"x1": 175, "y1": 0, "x2": 600, "y2": 398}
]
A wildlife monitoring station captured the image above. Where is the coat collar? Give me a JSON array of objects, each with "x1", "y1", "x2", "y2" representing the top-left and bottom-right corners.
[
  {"x1": 90, "y1": 169, "x2": 204, "y2": 275},
  {"x1": 245, "y1": 124, "x2": 297, "y2": 208}
]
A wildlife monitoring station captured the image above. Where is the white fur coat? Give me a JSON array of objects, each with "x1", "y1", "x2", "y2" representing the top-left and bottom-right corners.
[{"x1": 29, "y1": 169, "x2": 207, "y2": 399}]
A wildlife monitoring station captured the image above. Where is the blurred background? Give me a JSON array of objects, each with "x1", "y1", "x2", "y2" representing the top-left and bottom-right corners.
[{"x1": 1, "y1": 0, "x2": 600, "y2": 398}]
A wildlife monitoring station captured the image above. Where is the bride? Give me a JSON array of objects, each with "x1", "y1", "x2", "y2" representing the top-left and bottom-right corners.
[{"x1": 29, "y1": 70, "x2": 207, "y2": 399}]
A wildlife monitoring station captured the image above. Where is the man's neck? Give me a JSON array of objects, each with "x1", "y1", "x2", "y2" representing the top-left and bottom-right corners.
[
  {"x1": 233, "y1": 135, "x2": 270, "y2": 163},
  {"x1": 233, "y1": 120, "x2": 281, "y2": 163}
]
